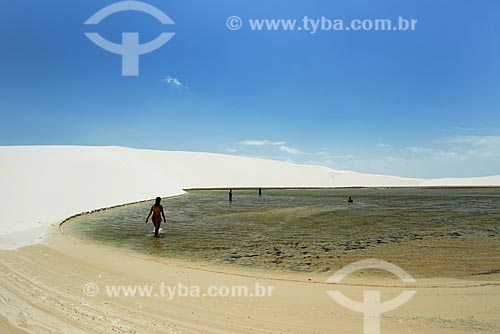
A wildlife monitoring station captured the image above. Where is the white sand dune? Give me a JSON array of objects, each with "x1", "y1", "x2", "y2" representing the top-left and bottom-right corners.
[{"x1": 1, "y1": 145, "x2": 499, "y2": 249}]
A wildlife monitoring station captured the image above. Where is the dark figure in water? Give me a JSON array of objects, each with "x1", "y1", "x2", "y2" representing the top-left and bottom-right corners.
[
  {"x1": 259, "y1": 188, "x2": 262, "y2": 196},
  {"x1": 347, "y1": 196, "x2": 354, "y2": 203},
  {"x1": 229, "y1": 189, "x2": 233, "y2": 202},
  {"x1": 145, "y1": 197, "x2": 167, "y2": 237}
]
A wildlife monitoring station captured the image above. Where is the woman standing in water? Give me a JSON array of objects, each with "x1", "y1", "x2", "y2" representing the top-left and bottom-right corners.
[{"x1": 145, "y1": 197, "x2": 167, "y2": 237}]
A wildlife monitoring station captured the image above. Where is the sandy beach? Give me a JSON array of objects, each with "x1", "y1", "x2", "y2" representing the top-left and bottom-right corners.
[
  {"x1": 1, "y1": 146, "x2": 499, "y2": 333},
  {"x1": 1, "y1": 224, "x2": 499, "y2": 334}
]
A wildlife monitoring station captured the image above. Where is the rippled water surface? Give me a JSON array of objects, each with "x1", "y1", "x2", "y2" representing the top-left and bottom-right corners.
[{"x1": 68, "y1": 188, "x2": 500, "y2": 278}]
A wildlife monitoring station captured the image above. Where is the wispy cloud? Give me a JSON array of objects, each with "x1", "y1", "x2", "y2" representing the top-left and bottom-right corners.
[
  {"x1": 230, "y1": 134, "x2": 500, "y2": 178},
  {"x1": 279, "y1": 145, "x2": 302, "y2": 155},
  {"x1": 236, "y1": 139, "x2": 302, "y2": 156},
  {"x1": 163, "y1": 75, "x2": 189, "y2": 89},
  {"x1": 239, "y1": 140, "x2": 286, "y2": 146},
  {"x1": 225, "y1": 148, "x2": 237, "y2": 153},
  {"x1": 402, "y1": 136, "x2": 500, "y2": 160},
  {"x1": 406, "y1": 146, "x2": 440, "y2": 155},
  {"x1": 441, "y1": 135, "x2": 500, "y2": 159},
  {"x1": 406, "y1": 146, "x2": 462, "y2": 159},
  {"x1": 442, "y1": 135, "x2": 500, "y2": 146}
]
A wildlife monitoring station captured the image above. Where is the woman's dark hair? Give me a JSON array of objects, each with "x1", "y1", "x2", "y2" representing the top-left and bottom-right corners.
[{"x1": 155, "y1": 197, "x2": 161, "y2": 206}]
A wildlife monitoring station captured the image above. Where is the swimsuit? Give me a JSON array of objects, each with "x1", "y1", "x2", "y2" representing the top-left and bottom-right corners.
[{"x1": 151, "y1": 205, "x2": 162, "y2": 225}]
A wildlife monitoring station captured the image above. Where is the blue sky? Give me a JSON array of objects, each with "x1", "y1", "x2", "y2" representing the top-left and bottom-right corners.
[{"x1": 1, "y1": 0, "x2": 499, "y2": 178}]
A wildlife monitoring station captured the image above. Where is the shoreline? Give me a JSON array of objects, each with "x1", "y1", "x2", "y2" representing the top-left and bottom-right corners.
[
  {"x1": 0, "y1": 217, "x2": 498, "y2": 334},
  {"x1": 186, "y1": 186, "x2": 500, "y2": 190},
  {"x1": 53, "y1": 221, "x2": 500, "y2": 286},
  {"x1": 59, "y1": 189, "x2": 500, "y2": 283}
]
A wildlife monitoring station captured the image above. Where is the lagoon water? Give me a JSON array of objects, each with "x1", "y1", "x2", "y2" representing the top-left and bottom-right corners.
[{"x1": 68, "y1": 188, "x2": 500, "y2": 278}]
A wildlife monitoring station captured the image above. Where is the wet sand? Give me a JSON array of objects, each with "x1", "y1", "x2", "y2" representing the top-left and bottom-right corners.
[{"x1": 0, "y1": 224, "x2": 498, "y2": 333}]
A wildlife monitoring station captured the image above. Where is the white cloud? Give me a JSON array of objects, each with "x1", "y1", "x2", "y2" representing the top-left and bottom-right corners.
[
  {"x1": 442, "y1": 136, "x2": 500, "y2": 146},
  {"x1": 163, "y1": 75, "x2": 188, "y2": 89},
  {"x1": 442, "y1": 136, "x2": 500, "y2": 159},
  {"x1": 406, "y1": 146, "x2": 438, "y2": 154},
  {"x1": 239, "y1": 140, "x2": 270, "y2": 146},
  {"x1": 232, "y1": 135, "x2": 500, "y2": 177},
  {"x1": 236, "y1": 140, "x2": 302, "y2": 157},
  {"x1": 404, "y1": 136, "x2": 500, "y2": 161},
  {"x1": 225, "y1": 148, "x2": 237, "y2": 153},
  {"x1": 239, "y1": 140, "x2": 286, "y2": 146},
  {"x1": 406, "y1": 146, "x2": 463, "y2": 159},
  {"x1": 279, "y1": 145, "x2": 302, "y2": 155}
]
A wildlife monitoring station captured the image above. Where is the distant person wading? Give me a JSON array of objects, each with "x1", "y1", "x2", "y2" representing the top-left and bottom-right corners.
[{"x1": 145, "y1": 197, "x2": 167, "y2": 237}]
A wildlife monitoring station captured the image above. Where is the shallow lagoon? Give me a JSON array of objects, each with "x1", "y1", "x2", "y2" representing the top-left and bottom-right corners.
[{"x1": 68, "y1": 188, "x2": 500, "y2": 278}]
